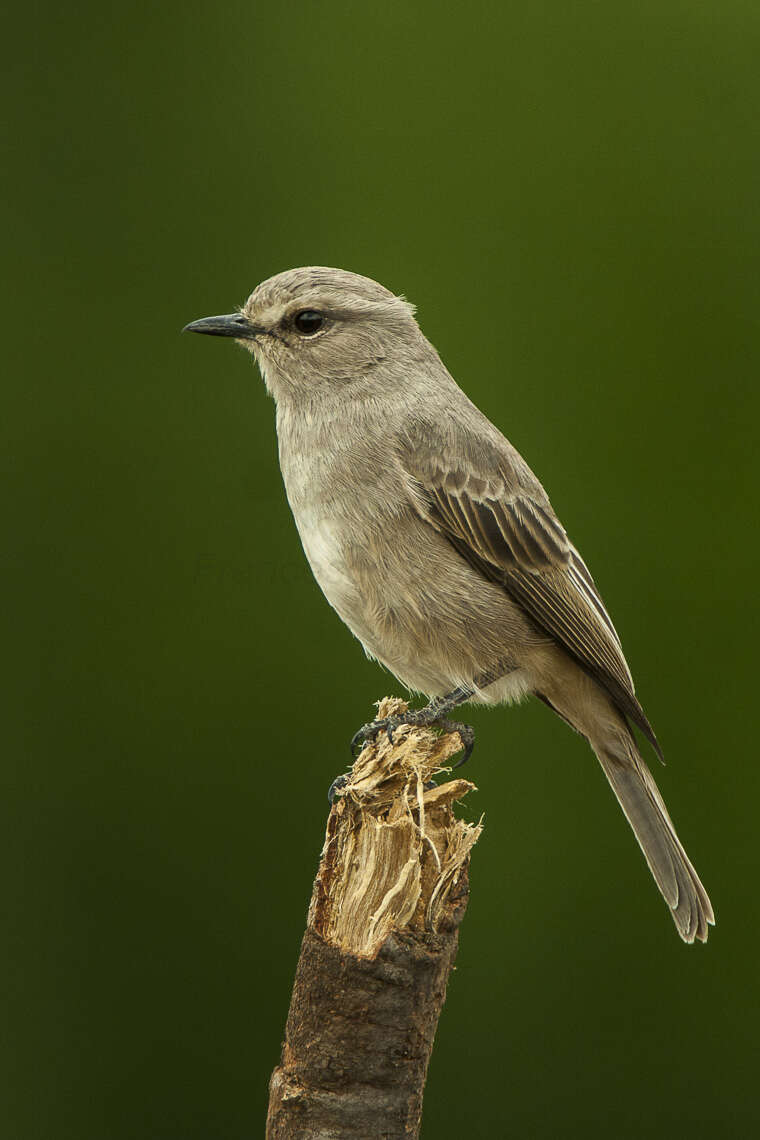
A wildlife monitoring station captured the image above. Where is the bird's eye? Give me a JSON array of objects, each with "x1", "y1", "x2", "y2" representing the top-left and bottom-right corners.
[{"x1": 293, "y1": 310, "x2": 325, "y2": 335}]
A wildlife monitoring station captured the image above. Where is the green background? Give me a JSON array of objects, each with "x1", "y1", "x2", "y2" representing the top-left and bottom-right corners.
[{"x1": 4, "y1": 1, "x2": 759, "y2": 1136}]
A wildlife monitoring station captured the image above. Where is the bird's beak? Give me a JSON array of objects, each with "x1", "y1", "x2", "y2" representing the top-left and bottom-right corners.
[{"x1": 182, "y1": 312, "x2": 261, "y2": 339}]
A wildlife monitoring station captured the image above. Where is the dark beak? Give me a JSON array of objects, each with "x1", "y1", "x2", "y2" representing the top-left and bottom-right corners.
[{"x1": 182, "y1": 312, "x2": 260, "y2": 339}]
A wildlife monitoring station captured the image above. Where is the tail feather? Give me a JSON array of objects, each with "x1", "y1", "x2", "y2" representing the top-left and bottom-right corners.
[{"x1": 594, "y1": 737, "x2": 715, "y2": 943}]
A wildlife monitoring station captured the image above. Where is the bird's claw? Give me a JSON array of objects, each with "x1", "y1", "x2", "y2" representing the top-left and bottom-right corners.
[
  {"x1": 350, "y1": 716, "x2": 398, "y2": 758},
  {"x1": 327, "y1": 773, "x2": 349, "y2": 805}
]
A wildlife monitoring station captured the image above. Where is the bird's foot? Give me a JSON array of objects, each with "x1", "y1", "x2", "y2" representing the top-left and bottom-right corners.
[
  {"x1": 349, "y1": 706, "x2": 476, "y2": 768},
  {"x1": 329, "y1": 699, "x2": 475, "y2": 803}
]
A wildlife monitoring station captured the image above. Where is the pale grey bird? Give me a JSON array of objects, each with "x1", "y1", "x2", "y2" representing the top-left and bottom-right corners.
[{"x1": 184, "y1": 266, "x2": 714, "y2": 943}]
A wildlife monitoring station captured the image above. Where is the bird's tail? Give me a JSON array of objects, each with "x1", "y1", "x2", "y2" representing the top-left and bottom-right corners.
[{"x1": 592, "y1": 733, "x2": 714, "y2": 942}]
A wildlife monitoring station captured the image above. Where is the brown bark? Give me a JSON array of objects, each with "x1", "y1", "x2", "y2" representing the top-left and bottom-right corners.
[{"x1": 266, "y1": 698, "x2": 482, "y2": 1140}]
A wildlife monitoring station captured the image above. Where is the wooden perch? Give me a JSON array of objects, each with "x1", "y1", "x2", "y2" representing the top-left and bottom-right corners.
[{"x1": 266, "y1": 697, "x2": 482, "y2": 1139}]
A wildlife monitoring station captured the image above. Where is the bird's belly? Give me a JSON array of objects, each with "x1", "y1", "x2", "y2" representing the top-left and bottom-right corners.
[
  {"x1": 294, "y1": 509, "x2": 445, "y2": 684},
  {"x1": 295, "y1": 513, "x2": 370, "y2": 634}
]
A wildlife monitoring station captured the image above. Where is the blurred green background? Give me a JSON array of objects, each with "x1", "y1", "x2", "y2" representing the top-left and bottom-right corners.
[{"x1": 4, "y1": 1, "x2": 759, "y2": 1136}]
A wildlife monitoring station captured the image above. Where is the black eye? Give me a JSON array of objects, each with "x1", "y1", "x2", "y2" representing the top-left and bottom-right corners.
[{"x1": 293, "y1": 310, "x2": 324, "y2": 335}]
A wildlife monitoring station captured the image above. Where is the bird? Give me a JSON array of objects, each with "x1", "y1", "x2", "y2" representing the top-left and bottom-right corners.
[{"x1": 184, "y1": 266, "x2": 714, "y2": 943}]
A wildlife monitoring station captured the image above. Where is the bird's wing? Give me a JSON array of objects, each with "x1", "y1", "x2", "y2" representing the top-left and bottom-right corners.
[{"x1": 400, "y1": 427, "x2": 661, "y2": 757}]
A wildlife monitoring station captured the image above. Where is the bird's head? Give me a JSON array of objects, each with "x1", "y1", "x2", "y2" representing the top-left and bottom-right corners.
[{"x1": 184, "y1": 266, "x2": 423, "y2": 399}]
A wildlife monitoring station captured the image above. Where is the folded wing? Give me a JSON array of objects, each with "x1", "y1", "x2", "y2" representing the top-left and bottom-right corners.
[{"x1": 402, "y1": 440, "x2": 662, "y2": 758}]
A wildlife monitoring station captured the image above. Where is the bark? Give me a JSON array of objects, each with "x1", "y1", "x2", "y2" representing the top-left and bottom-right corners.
[{"x1": 266, "y1": 698, "x2": 482, "y2": 1140}]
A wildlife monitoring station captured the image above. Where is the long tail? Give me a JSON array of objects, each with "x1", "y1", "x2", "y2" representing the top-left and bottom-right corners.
[{"x1": 593, "y1": 734, "x2": 714, "y2": 942}]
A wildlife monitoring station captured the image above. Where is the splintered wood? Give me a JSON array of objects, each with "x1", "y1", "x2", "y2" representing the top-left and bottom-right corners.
[{"x1": 309, "y1": 697, "x2": 482, "y2": 958}]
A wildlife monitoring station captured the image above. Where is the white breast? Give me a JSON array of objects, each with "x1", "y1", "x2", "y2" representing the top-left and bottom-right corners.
[{"x1": 294, "y1": 508, "x2": 359, "y2": 617}]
